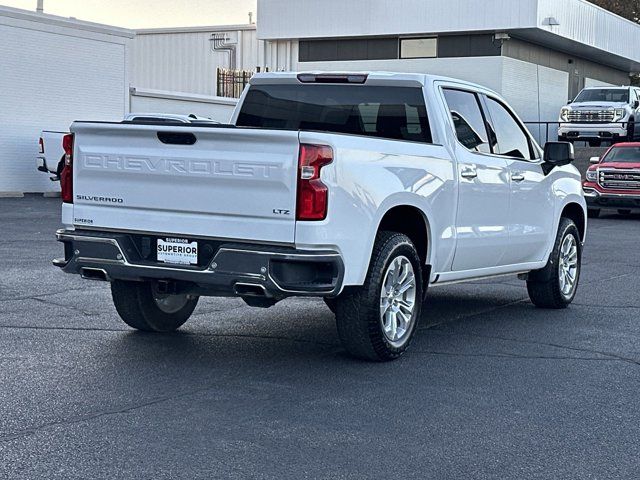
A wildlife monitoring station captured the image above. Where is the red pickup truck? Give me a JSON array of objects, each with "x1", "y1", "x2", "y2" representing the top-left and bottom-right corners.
[{"x1": 583, "y1": 143, "x2": 640, "y2": 218}]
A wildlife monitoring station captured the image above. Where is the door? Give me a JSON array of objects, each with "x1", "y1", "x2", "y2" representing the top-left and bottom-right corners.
[
  {"x1": 442, "y1": 88, "x2": 511, "y2": 272},
  {"x1": 482, "y1": 96, "x2": 554, "y2": 265}
]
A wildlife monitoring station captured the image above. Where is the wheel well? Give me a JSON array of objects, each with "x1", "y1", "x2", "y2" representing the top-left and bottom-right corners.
[
  {"x1": 561, "y1": 203, "x2": 586, "y2": 241},
  {"x1": 378, "y1": 206, "x2": 430, "y2": 266}
]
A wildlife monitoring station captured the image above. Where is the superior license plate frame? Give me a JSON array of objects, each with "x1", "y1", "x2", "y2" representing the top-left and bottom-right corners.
[{"x1": 156, "y1": 237, "x2": 199, "y2": 266}]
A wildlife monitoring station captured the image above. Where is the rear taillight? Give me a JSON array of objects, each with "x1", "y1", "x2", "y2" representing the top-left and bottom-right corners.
[
  {"x1": 61, "y1": 134, "x2": 74, "y2": 203},
  {"x1": 38, "y1": 137, "x2": 44, "y2": 154},
  {"x1": 296, "y1": 144, "x2": 333, "y2": 221}
]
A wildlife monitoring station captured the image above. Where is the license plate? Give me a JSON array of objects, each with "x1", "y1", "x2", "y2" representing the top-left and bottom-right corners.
[{"x1": 157, "y1": 238, "x2": 198, "y2": 265}]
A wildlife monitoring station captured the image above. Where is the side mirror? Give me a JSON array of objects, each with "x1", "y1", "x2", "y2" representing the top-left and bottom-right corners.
[
  {"x1": 589, "y1": 156, "x2": 600, "y2": 164},
  {"x1": 543, "y1": 142, "x2": 574, "y2": 174},
  {"x1": 633, "y1": 100, "x2": 640, "y2": 109}
]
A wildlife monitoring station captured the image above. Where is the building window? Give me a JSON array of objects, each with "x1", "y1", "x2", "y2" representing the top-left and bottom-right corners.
[
  {"x1": 400, "y1": 38, "x2": 437, "y2": 59},
  {"x1": 299, "y1": 38, "x2": 398, "y2": 62}
]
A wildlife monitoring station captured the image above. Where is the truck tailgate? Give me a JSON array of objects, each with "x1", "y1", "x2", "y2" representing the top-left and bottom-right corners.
[{"x1": 69, "y1": 123, "x2": 299, "y2": 244}]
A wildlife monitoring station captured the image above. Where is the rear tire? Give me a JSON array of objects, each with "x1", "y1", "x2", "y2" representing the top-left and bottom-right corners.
[
  {"x1": 527, "y1": 218, "x2": 582, "y2": 309},
  {"x1": 111, "y1": 280, "x2": 198, "y2": 332},
  {"x1": 335, "y1": 232, "x2": 423, "y2": 362},
  {"x1": 587, "y1": 209, "x2": 600, "y2": 219}
]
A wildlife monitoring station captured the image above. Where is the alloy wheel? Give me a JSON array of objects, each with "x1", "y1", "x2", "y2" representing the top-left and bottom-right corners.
[
  {"x1": 379, "y1": 256, "x2": 417, "y2": 346},
  {"x1": 558, "y1": 234, "x2": 579, "y2": 298}
]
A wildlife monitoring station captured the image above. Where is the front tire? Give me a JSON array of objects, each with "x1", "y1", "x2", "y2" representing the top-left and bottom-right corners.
[
  {"x1": 527, "y1": 218, "x2": 582, "y2": 309},
  {"x1": 627, "y1": 120, "x2": 636, "y2": 142},
  {"x1": 335, "y1": 232, "x2": 423, "y2": 361},
  {"x1": 111, "y1": 280, "x2": 199, "y2": 332}
]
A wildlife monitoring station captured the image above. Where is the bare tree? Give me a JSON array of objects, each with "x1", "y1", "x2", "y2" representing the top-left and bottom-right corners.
[{"x1": 589, "y1": 0, "x2": 639, "y2": 23}]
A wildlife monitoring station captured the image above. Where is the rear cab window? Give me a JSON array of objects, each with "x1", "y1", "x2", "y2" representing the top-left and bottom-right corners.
[{"x1": 236, "y1": 84, "x2": 432, "y2": 143}]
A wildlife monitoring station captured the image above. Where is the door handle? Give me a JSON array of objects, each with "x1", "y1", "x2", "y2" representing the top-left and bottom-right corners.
[
  {"x1": 511, "y1": 173, "x2": 525, "y2": 182},
  {"x1": 460, "y1": 167, "x2": 478, "y2": 180}
]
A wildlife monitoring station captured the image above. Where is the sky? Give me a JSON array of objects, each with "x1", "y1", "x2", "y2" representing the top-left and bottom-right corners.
[{"x1": 0, "y1": 0, "x2": 257, "y2": 28}]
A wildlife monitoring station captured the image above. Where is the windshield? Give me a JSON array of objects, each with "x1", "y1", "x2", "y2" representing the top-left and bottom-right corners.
[
  {"x1": 602, "y1": 146, "x2": 640, "y2": 164},
  {"x1": 574, "y1": 89, "x2": 629, "y2": 103}
]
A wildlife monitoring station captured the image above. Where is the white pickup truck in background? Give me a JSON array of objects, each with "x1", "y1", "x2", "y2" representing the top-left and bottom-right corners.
[
  {"x1": 54, "y1": 72, "x2": 587, "y2": 361},
  {"x1": 37, "y1": 130, "x2": 67, "y2": 180},
  {"x1": 37, "y1": 114, "x2": 218, "y2": 179},
  {"x1": 559, "y1": 86, "x2": 640, "y2": 147}
]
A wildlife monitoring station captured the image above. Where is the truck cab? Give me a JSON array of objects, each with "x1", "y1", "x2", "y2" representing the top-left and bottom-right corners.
[{"x1": 559, "y1": 86, "x2": 640, "y2": 147}]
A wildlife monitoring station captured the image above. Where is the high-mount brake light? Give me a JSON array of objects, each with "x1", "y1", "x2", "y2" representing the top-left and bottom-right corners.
[
  {"x1": 60, "y1": 134, "x2": 74, "y2": 204},
  {"x1": 297, "y1": 73, "x2": 368, "y2": 84},
  {"x1": 296, "y1": 144, "x2": 333, "y2": 221}
]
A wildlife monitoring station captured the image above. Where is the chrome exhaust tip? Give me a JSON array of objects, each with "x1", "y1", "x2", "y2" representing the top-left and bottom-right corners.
[{"x1": 80, "y1": 268, "x2": 110, "y2": 282}]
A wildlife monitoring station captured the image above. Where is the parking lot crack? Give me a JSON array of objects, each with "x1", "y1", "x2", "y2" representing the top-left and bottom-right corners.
[
  {"x1": 31, "y1": 297, "x2": 101, "y2": 317},
  {"x1": 429, "y1": 331, "x2": 640, "y2": 367},
  {"x1": 0, "y1": 324, "x2": 127, "y2": 333},
  {"x1": 413, "y1": 349, "x2": 619, "y2": 362},
  {"x1": 572, "y1": 302, "x2": 640, "y2": 310},
  {"x1": 0, "y1": 323, "x2": 338, "y2": 348},
  {"x1": 0, "y1": 385, "x2": 222, "y2": 443},
  {"x1": 0, "y1": 286, "x2": 105, "y2": 303}
]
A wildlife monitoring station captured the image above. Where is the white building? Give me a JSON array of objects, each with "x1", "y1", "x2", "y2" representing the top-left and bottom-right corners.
[
  {"x1": 256, "y1": 0, "x2": 640, "y2": 131},
  {"x1": 2, "y1": 0, "x2": 640, "y2": 194},
  {"x1": 130, "y1": 25, "x2": 257, "y2": 120},
  {"x1": 0, "y1": 5, "x2": 133, "y2": 195}
]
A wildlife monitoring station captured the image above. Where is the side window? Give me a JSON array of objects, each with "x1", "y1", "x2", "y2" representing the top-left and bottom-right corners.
[
  {"x1": 484, "y1": 97, "x2": 533, "y2": 160},
  {"x1": 442, "y1": 89, "x2": 492, "y2": 154}
]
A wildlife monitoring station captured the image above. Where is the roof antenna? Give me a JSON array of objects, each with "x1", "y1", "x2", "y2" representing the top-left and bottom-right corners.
[{"x1": 36, "y1": 0, "x2": 44, "y2": 13}]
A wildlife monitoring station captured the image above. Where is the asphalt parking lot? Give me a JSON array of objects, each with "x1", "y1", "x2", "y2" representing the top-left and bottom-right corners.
[{"x1": 1, "y1": 196, "x2": 639, "y2": 479}]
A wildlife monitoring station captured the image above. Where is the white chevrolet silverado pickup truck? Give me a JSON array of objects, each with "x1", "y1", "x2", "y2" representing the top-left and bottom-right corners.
[{"x1": 54, "y1": 72, "x2": 587, "y2": 361}]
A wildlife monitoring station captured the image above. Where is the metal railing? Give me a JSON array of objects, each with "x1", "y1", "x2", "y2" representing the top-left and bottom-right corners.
[
  {"x1": 523, "y1": 121, "x2": 631, "y2": 146},
  {"x1": 216, "y1": 67, "x2": 270, "y2": 99}
]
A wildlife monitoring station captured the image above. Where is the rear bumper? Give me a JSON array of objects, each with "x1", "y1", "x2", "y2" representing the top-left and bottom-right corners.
[
  {"x1": 53, "y1": 229, "x2": 344, "y2": 299},
  {"x1": 583, "y1": 187, "x2": 640, "y2": 210}
]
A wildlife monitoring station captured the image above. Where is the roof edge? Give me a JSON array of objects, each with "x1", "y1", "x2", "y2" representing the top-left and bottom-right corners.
[
  {"x1": 0, "y1": 5, "x2": 135, "y2": 38},
  {"x1": 136, "y1": 24, "x2": 256, "y2": 35}
]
